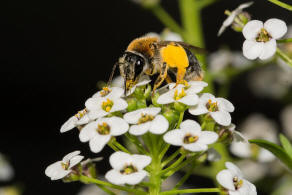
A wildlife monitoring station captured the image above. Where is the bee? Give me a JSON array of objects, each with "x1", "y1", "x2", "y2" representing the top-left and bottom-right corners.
[{"x1": 108, "y1": 36, "x2": 204, "y2": 94}]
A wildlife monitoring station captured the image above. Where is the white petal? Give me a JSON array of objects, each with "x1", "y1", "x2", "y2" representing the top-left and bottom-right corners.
[
  {"x1": 108, "y1": 87, "x2": 124, "y2": 98},
  {"x1": 88, "y1": 110, "x2": 108, "y2": 120},
  {"x1": 75, "y1": 114, "x2": 90, "y2": 125},
  {"x1": 68, "y1": 155, "x2": 84, "y2": 169},
  {"x1": 200, "y1": 93, "x2": 215, "y2": 101},
  {"x1": 233, "y1": 131, "x2": 248, "y2": 143},
  {"x1": 111, "y1": 98, "x2": 128, "y2": 112},
  {"x1": 79, "y1": 121, "x2": 98, "y2": 142},
  {"x1": 183, "y1": 142, "x2": 208, "y2": 152},
  {"x1": 230, "y1": 142, "x2": 251, "y2": 158},
  {"x1": 259, "y1": 39, "x2": 276, "y2": 60},
  {"x1": 242, "y1": 20, "x2": 263, "y2": 40},
  {"x1": 136, "y1": 79, "x2": 151, "y2": 87},
  {"x1": 100, "y1": 117, "x2": 129, "y2": 136},
  {"x1": 216, "y1": 169, "x2": 235, "y2": 190},
  {"x1": 264, "y1": 18, "x2": 287, "y2": 39},
  {"x1": 180, "y1": 120, "x2": 201, "y2": 133},
  {"x1": 242, "y1": 40, "x2": 264, "y2": 60},
  {"x1": 109, "y1": 152, "x2": 132, "y2": 170},
  {"x1": 198, "y1": 131, "x2": 218, "y2": 145},
  {"x1": 105, "y1": 169, "x2": 125, "y2": 185},
  {"x1": 238, "y1": 1, "x2": 253, "y2": 10},
  {"x1": 63, "y1": 151, "x2": 80, "y2": 162},
  {"x1": 225, "y1": 162, "x2": 242, "y2": 177},
  {"x1": 178, "y1": 94, "x2": 199, "y2": 106},
  {"x1": 123, "y1": 171, "x2": 148, "y2": 185},
  {"x1": 89, "y1": 135, "x2": 111, "y2": 153},
  {"x1": 45, "y1": 161, "x2": 71, "y2": 180},
  {"x1": 258, "y1": 148, "x2": 275, "y2": 162},
  {"x1": 157, "y1": 90, "x2": 175, "y2": 105},
  {"x1": 188, "y1": 104, "x2": 208, "y2": 115},
  {"x1": 131, "y1": 154, "x2": 152, "y2": 170},
  {"x1": 123, "y1": 107, "x2": 161, "y2": 124},
  {"x1": 85, "y1": 97, "x2": 102, "y2": 111},
  {"x1": 210, "y1": 111, "x2": 231, "y2": 126},
  {"x1": 216, "y1": 98, "x2": 234, "y2": 112},
  {"x1": 163, "y1": 130, "x2": 184, "y2": 146},
  {"x1": 188, "y1": 81, "x2": 208, "y2": 93},
  {"x1": 60, "y1": 116, "x2": 78, "y2": 133},
  {"x1": 129, "y1": 123, "x2": 151, "y2": 136},
  {"x1": 149, "y1": 115, "x2": 169, "y2": 134}
]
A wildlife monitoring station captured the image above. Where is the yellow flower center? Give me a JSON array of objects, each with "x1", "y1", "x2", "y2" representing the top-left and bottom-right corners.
[
  {"x1": 102, "y1": 99, "x2": 114, "y2": 112},
  {"x1": 120, "y1": 164, "x2": 138, "y2": 175},
  {"x1": 97, "y1": 122, "x2": 111, "y2": 135},
  {"x1": 174, "y1": 88, "x2": 186, "y2": 101},
  {"x1": 138, "y1": 113, "x2": 155, "y2": 124},
  {"x1": 183, "y1": 133, "x2": 199, "y2": 144},
  {"x1": 256, "y1": 28, "x2": 272, "y2": 43},
  {"x1": 61, "y1": 161, "x2": 70, "y2": 170},
  {"x1": 233, "y1": 176, "x2": 244, "y2": 190},
  {"x1": 99, "y1": 87, "x2": 112, "y2": 97},
  {"x1": 206, "y1": 99, "x2": 218, "y2": 112},
  {"x1": 74, "y1": 109, "x2": 87, "y2": 120}
]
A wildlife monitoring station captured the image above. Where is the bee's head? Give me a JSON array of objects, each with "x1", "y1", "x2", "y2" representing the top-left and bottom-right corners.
[{"x1": 119, "y1": 51, "x2": 146, "y2": 94}]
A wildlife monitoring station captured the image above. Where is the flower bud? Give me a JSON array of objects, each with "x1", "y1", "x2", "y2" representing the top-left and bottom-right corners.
[
  {"x1": 173, "y1": 102, "x2": 187, "y2": 112},
  {"x1": 232, "y1": 12, "x2": 251, "y2": 32},
  {"x1": 162, "y1": 108, "x2": 179, "y2": 126},
  {"x1": 127, "y1": 98, "x2": 137, "y2": 112},
  {"x1": 151, "y1": 92, "x2": 160, "y2": 107}
]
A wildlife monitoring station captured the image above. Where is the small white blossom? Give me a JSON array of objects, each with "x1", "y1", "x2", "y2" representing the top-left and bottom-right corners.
[
  {"x1": 45, "y1": 151, "x2": 84, "y2": 180},
  {"x1": 216, "y1": 162, "x2": 257, "y2": 195},
  {"x1": 92, "y1": 87, "x2": 124, "y2": 99},
  {"x1": 85, "y1": 96, "x2": 128, "y2": 120},
  {"x1": 230, "y1": 114, "x2": 277, "y2": 162},
  {"x1": 105, "y1": 151, "x2": 151, "y2": 185},
  {"x1": 218, "y1": 2, "x2": 253, "y2": 36},
  {"x1": 188, "y1": 93, "x2": 234, "y2": 126},
  {"x1": 79, "y1": 117, "x2": 129, "y2": 153},
  {"x1": 163, "y1": 120, "x2": 218, "y2": 152},
  {"x1": 242, "y1": 18, "x2": 287, "y2": 60},
  {"x1": 60, "y1": 109, "x2": 90, "y2": 133},
  {"x1": 157, "y1": 81, "x2": 208, "y2": 106},
  {"x1": 123, "y1": 107, "x2": 168, "y2": 135},
  {"x1": 161, "y1": 30, "x2": 183, "y2": 41}
]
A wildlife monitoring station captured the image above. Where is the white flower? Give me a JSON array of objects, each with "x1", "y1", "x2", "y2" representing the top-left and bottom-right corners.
[
  {"x1": 188, "y1": 93, "x2": 234, "y2": 126},
  {"x1": 157, "y1": 81, "x2": 208, "y2": 106},
  {"x1": 230, "y1": 114, "x2": 277, "y2": 162},
  {"x1": 163, "y1": 120, "x2": 218, "y2": 152},
  {"x1": 123, "y1": 107, "x2": 168, "y2": 135},
  {"x1": 227, "y1": 124, "x2": 247, "y2": 143},
  {"x1": 92, "y1": 87, "x2": 124, "y2": 99},
  {"x1": 60, "y1": 109, "x2": 90, "y2": 133},
  {"x1": 126, "y1": 76, "x2": 151, "y2": 96},
  {"x1": 79, "y1": 117, "x2": 129, "y2": 153},
  {"x1": 85, "y1": 96, "x2": 128, "y2": 120},
  {"x1": 161, "y1": 30, "x2": 183, "y2": 41},
  {"x1": 242, "y1": 18, "x2": 287, "y2": 60},
  {"x1": 218, "y1": 2, "x2": 253, "y2": 36},
  {"x1": 216, "y1": 162, "x2": 257, "y2": 195},
  {"x1": 0, "y1": 154, "x2": 14, "y2": 182},
  {"x1": 105, "y1": 151, "x2": 151, "y2": 185},
  {"x1": 45, "y1": 151, "x2": 84, "y2": 180}
]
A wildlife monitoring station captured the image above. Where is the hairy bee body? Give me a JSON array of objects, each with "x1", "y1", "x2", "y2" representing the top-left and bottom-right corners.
[{"x1": 117, "y1": 36, "x2": 203, "y2": 94}]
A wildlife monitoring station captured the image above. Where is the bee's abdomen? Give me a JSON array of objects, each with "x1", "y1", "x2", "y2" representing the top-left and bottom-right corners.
[{"x1": 184, "y1": 48, "x2": 203, "y2": 81}]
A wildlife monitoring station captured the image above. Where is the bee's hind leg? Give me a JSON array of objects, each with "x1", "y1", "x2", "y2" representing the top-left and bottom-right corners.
[{"x1": 152, "y1": 62, "x2": 168, "y2": 94}]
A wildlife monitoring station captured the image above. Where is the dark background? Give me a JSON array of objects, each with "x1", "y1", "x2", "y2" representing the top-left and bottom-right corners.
[{"x1": 0, "y1": 0, "x2": 291, "y2": 194}]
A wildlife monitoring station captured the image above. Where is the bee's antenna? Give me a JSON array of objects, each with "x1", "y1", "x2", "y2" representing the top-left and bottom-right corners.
[{"x1": 107, "y1": 62, "x2": 118, "y2": 87}]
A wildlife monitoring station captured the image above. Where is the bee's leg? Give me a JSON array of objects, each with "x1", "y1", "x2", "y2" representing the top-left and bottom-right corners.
[
  {"x1": 152, "y1": 62, "x2": 168, "y2": 94},
  {"x1": 174, "y1": 68, "x2": 186, "y2": 87},
  {"x1": 165, "y1": 75, "x2": 173, "y2": 83}
]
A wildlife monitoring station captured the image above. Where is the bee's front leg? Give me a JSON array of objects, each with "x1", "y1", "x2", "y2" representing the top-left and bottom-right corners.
[{"x1": 152, "y1": 62, "x2": 168, "y2": 94}]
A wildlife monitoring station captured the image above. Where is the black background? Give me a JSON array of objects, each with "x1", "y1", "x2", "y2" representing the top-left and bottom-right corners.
[{"x1": 0, "y1": 0, "x2": 291, "y2": 194}]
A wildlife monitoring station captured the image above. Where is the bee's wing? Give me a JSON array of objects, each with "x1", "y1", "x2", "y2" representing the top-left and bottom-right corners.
[{"x1": 157, "y1": 41, "x2": 207, "y2": 54}]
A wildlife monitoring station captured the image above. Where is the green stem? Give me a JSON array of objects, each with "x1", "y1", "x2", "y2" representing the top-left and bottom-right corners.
[
  {"x1": 277, "y1": 38, "x2": 292, "y2": 43},
  {"x1": 161, "y1": 188, "x2": 220, "y2": 195},
  {"x1": 107, "y1": 142, "x2": 119, "y2": 151},
  {"x1": 176, "y1": 111, "x2": 184, "y2": 128},
  {"x1": 159, "y1": 143, "x2": 170, "y2": 161},
  {"x1": 79, "y1": 175, "x2": 147, "y2": 195},
  {"x1": 161, "y1": 148, "x2": 181, "y2": 167},
  {"x1": 125, "y1": 133, "x2": 148, "y2": 154},
  {"x1": 268, "y1": 0, "x2": 292, "y2": 11},
  {"x1": 112, "y1": 139, "x2": 131, "y2": 153},
  {"x1": 160, "y1": 153, "x2": 186, "y2": 175},
  {"x1": 197, "y1": 0, "x2": 219, "y2": 9},
  {"x1": 276, "y1": 47, "x2": 292, "y2": 67},
  {"x1": 98, "y1": 185, "x2": 116, "y2": 195},
  {"x1": 149, "y1": 5, "x2": 184, "y2": 35},
  {"x1": 173, "y1": 161, "x2": 197, "y2": 189}
]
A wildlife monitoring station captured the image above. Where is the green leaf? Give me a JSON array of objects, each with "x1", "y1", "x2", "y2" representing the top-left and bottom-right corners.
[
  {"x1": 249, "y1": 139, "x2": 292, "y2": 170},
  {"x1": 279, "y1": 134, "x2": 292, "y2": 159}
]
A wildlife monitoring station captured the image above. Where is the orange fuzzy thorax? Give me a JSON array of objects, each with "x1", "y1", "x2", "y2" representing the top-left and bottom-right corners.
[{"x1": 127, "y1": 37, "x2": 159, "y2": 58}]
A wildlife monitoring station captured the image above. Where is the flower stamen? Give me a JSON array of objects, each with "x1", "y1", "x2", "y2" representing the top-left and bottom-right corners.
[
  {"x1": 174, "y1": 88, "x2": 186, "y2": 100},
  {"x1": 97, "y1": 122, "x2": 110, "y2": 135},
  {"x1": 256, "y1": 28, "x2": 272, "y2": 43},
  {"x1": 120, "y1": 164, "x2": 138, "y2": 175},
  {"x1": 138, "y1": 113, "x2": 155, "y2": 124},
  {"x1": 183, "y1": 133, "x2": 199, "y2": 144},
  {"x1": 102, "y1": 99, "x2": 114, "y2": 112},
  {"x1": 61, "y1": 161, "x2": 70, "y2": 170},
  {"x1": 100, "y1": 87, "x2": 112, "y2": 97},
  {"x1": 233, "y1": 176, "x2": 244, "y2": 190},
  {"x1": 206, "y1": 99, "x2": 219, "y2": 112},
  {"x1": 74, "y1": 109, "x2": 87, "y2": 120}
]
